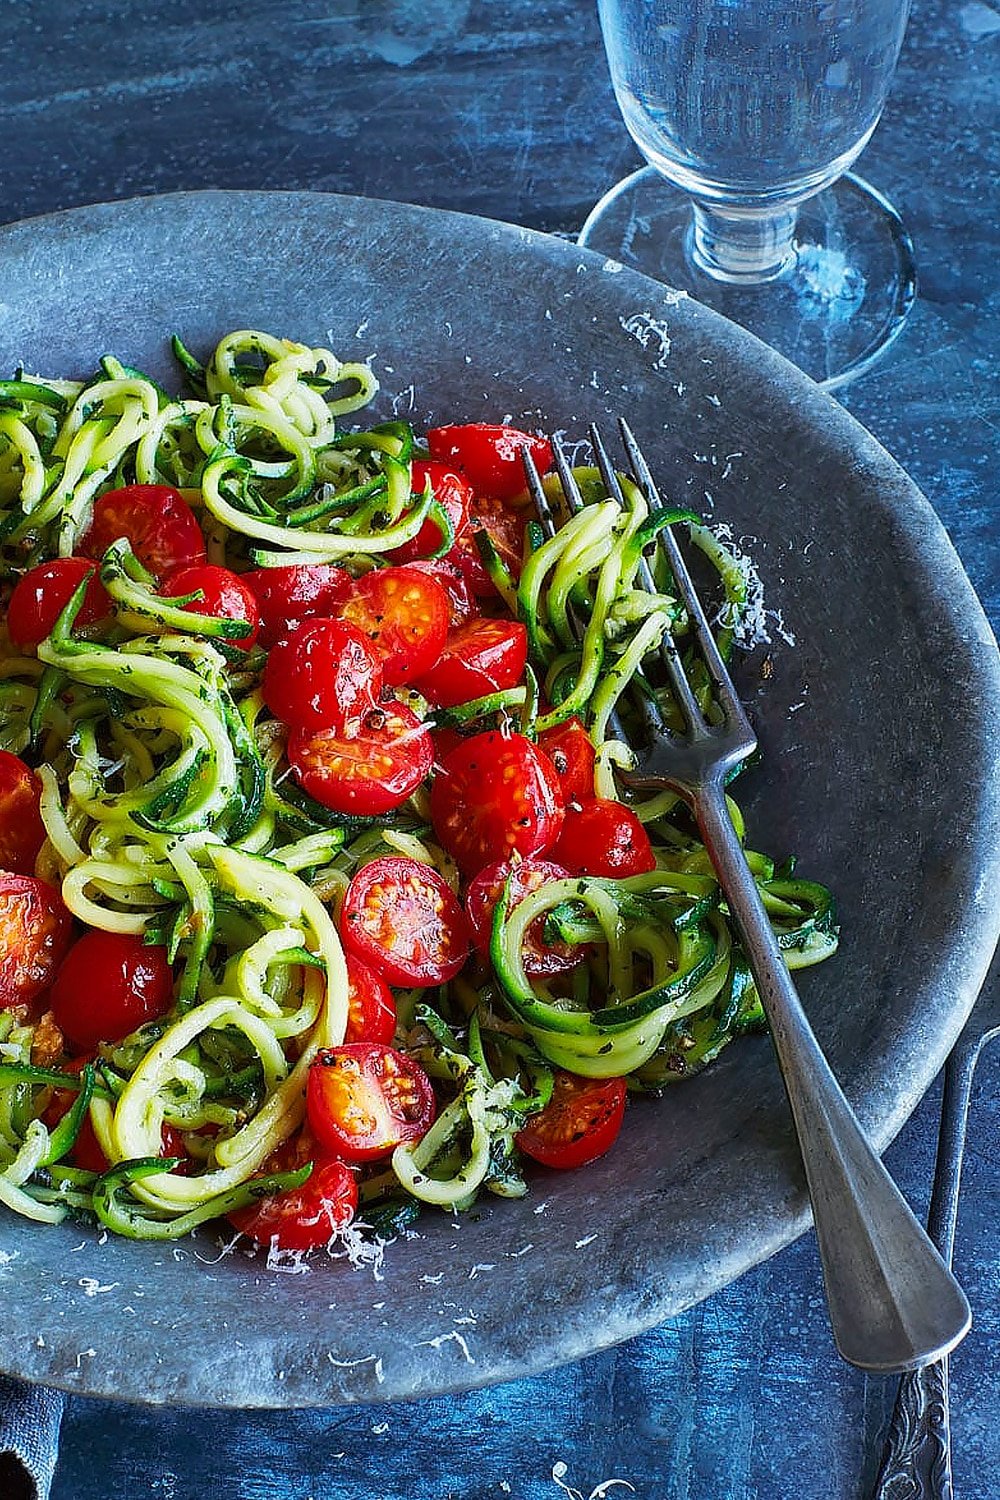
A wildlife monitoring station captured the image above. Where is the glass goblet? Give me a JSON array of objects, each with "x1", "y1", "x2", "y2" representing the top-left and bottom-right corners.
[{"x1": 581, "y1": 0, "x2": 916, "y2": 389}]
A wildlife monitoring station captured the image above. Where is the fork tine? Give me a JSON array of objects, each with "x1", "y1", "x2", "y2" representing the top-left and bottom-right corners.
[
  {"x1": 522, "y1": 441, "x2": 631, "y2": 746},
  {"x1": 588, "y1": 423, "x2": 628, "y2": 510},
  {"x1": 589, "y1": 422, "x2": 705, "y2": 734},
  {"x1": 521, "y1": 446, "x2": 557, "y2": 538},
  {"x1": 619, "y1": 417, "x2": 750, "y2": 733},
  {"x1": 550, "y1": 434, "x2": 586, "y2": 515}
]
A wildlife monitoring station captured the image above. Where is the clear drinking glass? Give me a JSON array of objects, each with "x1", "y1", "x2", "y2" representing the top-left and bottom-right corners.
[{"x1": 581, "y1": 0, "x2": 915, "y2": 388}]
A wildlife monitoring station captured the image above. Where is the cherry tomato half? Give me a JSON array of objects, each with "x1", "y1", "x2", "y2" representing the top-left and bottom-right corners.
[
  {"x1": 242, "y1": 563, "x2": 353, "y2": 649},
  {"x1": 228, "y1": 1130, "x2": 358, "y2": 1251},
  {"x1": 262, "y1": 618, "x2": 382, "y2": 734},
  {"x1": 307, "y1": 1043, "x2": 436, "y2": 1163},
  {"x1": 344, "y1": 954, "x2": 397, "y2": 1045},
  {"x1": 49, "y1": 930, "x2": 174, "y2": 1052},
  {"x1": 550, "y1": 797, "x2": 657, "y2": 879},
  {"x1": 516, "y1": 1072, "x2": 627, "y2": 1170},
  {"x1": 340, "y1": 856, "x2": 471, "y2": 987},
  {"x1": 405, "y1": 558, "x2": 477, "y2": 628},
  {"x1": 537, "y1": 717, "x2": 597, "y2": 803},
  {"x1": 336, "y1": 566, "x2": 449, "y2": 686},
  {"x1": 163, "y1": 563, "x2": 260, "y2": 650},
  {"x1": 0, "y1": 874, "x2": 72, "y2": 1013},
  {"x1": 69, "y1": 1115, "x2": 189, "y2": 1177},
  {"x1": 82, "y1": 484, "x2": 206, "y2": 583},
  {"x1": 6, "y1": 557, "x2": 111, "y2": 647},
  {"x1": 413, "y1": 617, "x2": 528, "y2": 709},
  {"x1": 0, "y1": 751, "x2": 46, "y2": 875},
  {"x1": 288, "y1": 701, "x2": 433, "y2": 817},
  {"x1": 430, "y1": 731, "x2": 565, "y2": 876},
  {"x1": 446, "y1": 493, "x2": 527, "y2": 597},
  {"x1": 390, "y1": 461, "x2": 473, "y2": 565},
  {"x1": 465, "y1": 857, "x2": 584, "y2": 979},
  {"x1": 427, "y1": 423, "x2": 553, "y2": 500}
]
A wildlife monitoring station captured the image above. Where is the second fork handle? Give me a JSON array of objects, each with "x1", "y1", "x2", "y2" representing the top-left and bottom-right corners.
[{"x1": 694, "y1": 778, "x2": 971, "y2": 1372}]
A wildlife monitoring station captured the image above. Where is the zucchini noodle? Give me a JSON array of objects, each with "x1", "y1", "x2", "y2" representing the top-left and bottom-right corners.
[{"x1": 0, "y1": 328, "x2": 837, "y2": 1247}]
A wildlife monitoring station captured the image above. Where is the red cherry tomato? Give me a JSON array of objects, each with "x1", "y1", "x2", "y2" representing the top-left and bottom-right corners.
[
  {"x1": 446, "y1": 493, "x2": 527, "y2": 597},
  {"x1": 163, "y1": 563, "x2": 260, "y2": 650},
  {"x1": 340, "y1": 856, "x2": 471, "y2": 987},
  {"x1": 537, "y1": 718, "x2": 597, "y2": 802},
  {"x1": 242, "y1": 563, "x2": 353, "y2": 649},
  {"x1": 550, "y1": 797, "x2": 657, "y2": 878},
  {"x1": 344, "y1": 954, "x2": 396, "y2": 1045},
  {"x1": 465, "y1": 857, "x2": 584, "y2": 978},
  {"x1": 82, "y1": 484, "x2": 206, "y2": 583},
  {"x1": 287, "y1": 701, "x2": 433, "y2": 817},
  {"x1": 39, "y1": 1054, "x2": 95, "y2": 1131},
  {"x1": 390, "y1": 461, "x2": 473, "y2": 564},
  {"x1": 336, "y1": 566, "x2": 449, "y2": 686},
  {"x1": 69, "y1": 1115, "x2": 188, "y2": 1176},
  {"x1": 0, "y1": 751, "x2": 46, "y2": 875},
  {"x1": 306, "y1": 1043, "x2": 436, "y2": 1163},
  {"x1": 262, "y1": 618, "x2": 382, "y2": 734},
  {"x1": 516, "y1": 1072, "x2": 627, "y2": 1169},
  {"x1": 427, "y1": 423, "x2": 553, "y2": 500},
  {"x1": 404, "y1": 558, "x2": 477, "y2": 628},
  {"x1": 431, "y1": 727, "x2": 467, "y2": 765},
  {"x1": 6, "y1": 557, "x2": 111, "y2": 647},
  {"x1": 49, "y1": 930, "x2": 174, "y2": 1051},
  {"x1": 0, "y1": 874, "x2": 72, "y2": 1013},
  {"x1": 228, "y1": 1130, "x2": 358, "y2": 1251},
  {"x1": 413, "y1": 617, "x2": 528, "y2": 709},
  {"x1": 430, "y1": 731, "x2": 565, "y2": 876},
  {"x1": 67, "y1": 1115, "x2": 111, "y2": 1175}
]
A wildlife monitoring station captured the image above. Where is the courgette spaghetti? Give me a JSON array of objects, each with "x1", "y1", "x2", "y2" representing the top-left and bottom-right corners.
[{"x1": 0, "y1": 329, "x2": 837, "y2": 1248}]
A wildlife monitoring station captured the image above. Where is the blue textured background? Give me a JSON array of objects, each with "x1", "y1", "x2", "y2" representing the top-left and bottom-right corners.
[{"x1": 0, "y1": 1, "x2": 996, "y2": 1494}]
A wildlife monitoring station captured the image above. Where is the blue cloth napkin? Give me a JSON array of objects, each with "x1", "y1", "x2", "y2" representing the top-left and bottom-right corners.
[{"x1": 0, "y1": 1377, "x2": 63, "y2": 1500}]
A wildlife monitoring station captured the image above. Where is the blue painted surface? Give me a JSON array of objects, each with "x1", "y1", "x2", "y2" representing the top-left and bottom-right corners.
[{"x1": 0, "y1": 0, "x2": 996, "y2": 1493}]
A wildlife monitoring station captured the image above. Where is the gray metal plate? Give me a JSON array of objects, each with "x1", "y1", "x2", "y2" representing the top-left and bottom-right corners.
[{"x1": 0, "y1": 190, "x2": 997, "y2": 1408}]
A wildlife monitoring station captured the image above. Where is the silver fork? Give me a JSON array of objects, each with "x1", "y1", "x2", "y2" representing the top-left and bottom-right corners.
[{"x1": 521, "y1": 420, "x2": 971, "y2": 1374}]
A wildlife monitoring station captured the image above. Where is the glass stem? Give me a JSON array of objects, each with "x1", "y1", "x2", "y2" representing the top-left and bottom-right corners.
[{"x1": 688, "y1": 202, "x2": 798, "y2": 284}]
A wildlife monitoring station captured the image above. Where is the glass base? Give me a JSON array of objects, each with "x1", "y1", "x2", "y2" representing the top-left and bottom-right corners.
[{"x1": 578, "y1": 167, "x2": 916, "y2": 391}]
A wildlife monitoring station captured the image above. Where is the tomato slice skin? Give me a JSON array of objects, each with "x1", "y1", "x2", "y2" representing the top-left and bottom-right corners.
[
  {"x1": 412, "y1": 617, "x2": 528, "y2": 709},
  {"x1": 340, "y1": 855, "x2": 471, "y2": 986},
  {"x1": 7, "y1": 557, "x2": 111, "y2": 647},
  {"x1": 69, "y1": 1116, "x2": 189, "y2": 1176},
  {"x1": 344, "y1": 954, "x2": 397, "y2": 1044},
  {"x1": 306, "y1": 1043, "x2": 436, "y2": 1163},
  {"x1": 390, "y1": 461, "x2": 473, "y2": 564},
  {"x1": 242, "y1": 563, "x2": 353, "y2": 649},
  {"x1": 465, "y1": 857, "x2": 584, "y2": 979},
  {"x1": 0, "y1": 751, "x2": 46, "y2": 876},
  {"x1": 336, "y1": 566, "x2": 450, "y2": 686},
  {"x1": 404, "y1": 558, "x2": 477, "y2": 628},
  {"x1": 427, "y1": 423, "x2": 553, "y2": 500},
  {"x1": 446, "y1": 493, "x2": 526, "y2": 597},
  {"x1": 49, "y1": 930, "x2": 174, "y2": 1051},
  {"x1": 537, "y1": 717, "x2": 597, "y2": 802},
  {"x1": 0, "y1": 874, "x2": 72, "y2": 1013},
  {"x1": 516, "y1": 1072, "x2": 627, "y2": 1169},
  {"x1": 287, "y1": 702, "x2": 433, "y2": 817},
  {"x1": 430, "y1": 731, "x2": 565, "y2": 877},
  {"x1": 550, "y1": 797, "x2": 657, "y2": 879},
  {"x1": 262, "y1": 618, "x2": 382, "y2": 734},
  {"x1": 228, "y1": 1130, "x2": 358, "y2": 1251},
  {"x1": 163, "y1": 563, "x2": 260, "y2": 650},
  {"x1": 82, "y1": 484, "x2": 206, "y2": 583}
]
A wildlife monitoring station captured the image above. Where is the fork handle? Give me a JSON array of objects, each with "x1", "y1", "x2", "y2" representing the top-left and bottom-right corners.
[
  {"x1": 694, "y1": 779, "x2": 971, "y2": 1372},
  {"x1": 869, "y1": 1021, "x2": 998, "y2": 1496}
]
